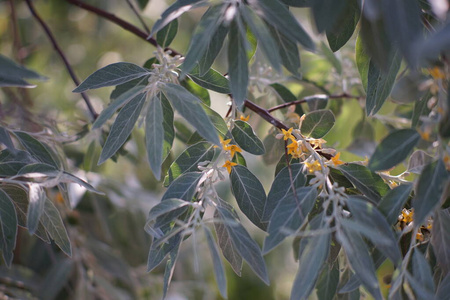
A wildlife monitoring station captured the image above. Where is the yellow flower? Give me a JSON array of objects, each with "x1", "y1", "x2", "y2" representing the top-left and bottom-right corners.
[
  {"x1": 286, "y1": 141, "x2": 299, "y2": 155},
  {"x1": 219, "y1": 136, "x2": 231, "y2": 149},
  {"x1": 401, "y1": 209, "x2": 414, "y2": 224},
  {"x1": 222, "y1": 160, "x2": 237, "y2": 173},
  {"x1": 330, "y1": 152, "x2": 344, "y2": 166},
  {"x1": 281, "y1": 128, "x2": 295, "y2": 141},
  {"x1": 310, "y1": 138, "x2": 326, "y2": 149},
  {"x1": 429, "y1": 67, "x2": 445, "y2": 79},
  {"x1": 240, "y1": 115, "x2": 250, "y2": 122},
  {"x1": 304, "y1": 160, "x2": 322, "y2": 173},
  {"x1": 418, "y1": 128, "x2": 431, "y2": 141},
  {"x1": 226, "y1": 144, "x2": 242, "y2": 158},
  {"x1": 416, "y1": 232, "x2": 424, "y2": 241}
]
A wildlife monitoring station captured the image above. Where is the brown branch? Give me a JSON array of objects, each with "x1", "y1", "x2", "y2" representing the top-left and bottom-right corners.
[
  {"x1": 268, "y1": 93, "x2": 361, "y2": 112},
  {"x1": 25, "y1": 0, "x2": 97, "y2": 120},
  {"x1": 66, "y1": 0, "x2": 182, "y2": 57}
]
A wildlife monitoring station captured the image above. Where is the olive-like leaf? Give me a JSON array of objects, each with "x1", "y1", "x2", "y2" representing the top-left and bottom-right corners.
[
  {"x1": 301, "y1": 109, "x2": 335, "y2": 138},
  {"x1": 232, "y1": 120, "x2": 265, "y2": 155}
]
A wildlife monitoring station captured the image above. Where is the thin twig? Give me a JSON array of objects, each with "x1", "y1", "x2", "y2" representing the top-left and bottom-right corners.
[
  {"x1": 268, "y1": 93, "x2": 361, "y2": 112},
  {"x1": 124, "y1": 0, "x2": 150, "y2": 34},
  {"x1": 66, "y1": 0, "x2": 182, "y2": 57},
  {"x1": 25, "y1": 0, "x2": 97, "y2": 120}
]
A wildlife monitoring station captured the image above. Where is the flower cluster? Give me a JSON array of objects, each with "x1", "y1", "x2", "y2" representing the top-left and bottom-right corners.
[{"x1": 219, "y1": 137, "x2": 242, "y2": 173}]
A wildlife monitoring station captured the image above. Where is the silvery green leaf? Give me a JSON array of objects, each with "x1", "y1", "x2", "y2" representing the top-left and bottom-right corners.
[
  {"x1": 301, "y1": 109, "x2": 335, "y2": 138},
  {"x1": 13, "y1": 131, "x2": 60, "y2": 168},
  {"x1": 378, "y1": 184, "x2": 412, "y2": 225},
  {"x1": 156, "y1": 19, "x2": 178, "y2": 48},
  {"x1": 431, "y1": 209, "x2": 450, "y2": 274},
  {"x1": 147, "y1": 199, "x2": 190, "y2": 223},
  {"x1": 187, "y1": 66, "x2": 230, "y2": 94},
  {"x1": 26, "y1": 183, "x2": 46, "y2": 235},
  {"x1": 0, "y1": 54, "x2": 47, "y2": 88},
  {"x1": 199, "y1": 25, "x2": 228, "y2": 75},
  {"x1": 204, "y1": 226, "x2": 227, "y2": 299},
  {"x1": 231, "y1": 120, "x2": 265, "y2": 155},
  {"x1": 161, "y1": 172, "x2": 202, "y2": 201},
  {"x1": 41, "y1": 197, "x2": 72, "y2": 256},
  {"x1": 326, "y1": 0, "x2": 360, "y2": 52},
  {"x1": 228, "y1": 20, "x2": 249, "y2": 107},
  {"x1": 0, "y1": 189, "x2": 17, "y2": 267},
  {"x1": 145, "y1": 93, "x2": 165, "y2": 180}
]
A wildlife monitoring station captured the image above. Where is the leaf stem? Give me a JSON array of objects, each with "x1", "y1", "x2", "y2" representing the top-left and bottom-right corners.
[{"x1": 25, "y1": 0, "x2": 98, "y2": 120}]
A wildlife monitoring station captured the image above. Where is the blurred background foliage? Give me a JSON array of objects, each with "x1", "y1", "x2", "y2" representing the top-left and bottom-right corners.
[{"x1": 0, "y1": 0, "x2": 446, "y2": 299}]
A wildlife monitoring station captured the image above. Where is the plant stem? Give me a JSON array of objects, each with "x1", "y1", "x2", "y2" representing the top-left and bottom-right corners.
[
  {"x1": 268, "y1": 93, "x2": 361, "y2": 112},
  {"x1": 25, "y1": 0, "x2": 98, "y2": 120},
  {"x1": 124, "y1": 0, "x2": 150, "y2": 34}
]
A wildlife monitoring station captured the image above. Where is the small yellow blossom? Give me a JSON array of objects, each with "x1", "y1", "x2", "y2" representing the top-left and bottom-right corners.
[
  {"x1": 304, "y1": 160, "x2": 322, "y2": 173},
  {"x1": 429, "y1": 67, "x2": 446, "y2": 79},
  {"x1": 281, "y1": 128, "x2": 295, "y2": 141},
  {"x1": 286, "y1": 141, "x2": 299, "y2": 155},
  {"x1": 218, "y1": 136, "x2": 231, "y2": 149},
  {"x1": 416, "y1": 232, "x2": 424, "y2": 241},
  {"x1": 401, "y1": 209, "x2": 414, "y2": 224},
  {"x1": 222, "y1": 160, "x2": 237, "y2": 173},
  {"x1": 418, "y1": 128, "x2": 431, "y2": 141},
  {"x1": 226, "y1": 144, "x2": 242, "y2": 158},
  {"x1": 330, "y1": 152, "x2": 344, "y2": 166},
  {"x1": 240, "y1": 115, "x2": 250, "y2": 122},
  {"x1": 309, "y1": 138, "x2": 326, "y2": 149},
  {"x1": 426, "y1": 221, "x2": 433, "y2": 230}
]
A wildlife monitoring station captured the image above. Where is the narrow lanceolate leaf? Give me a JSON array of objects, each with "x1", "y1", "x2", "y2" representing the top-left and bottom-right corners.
[
  {"x1": 339, "y1": 163, "x2": 389, "y2": 203},
  {"x1": 269, "y1": 26, "x2": 301, "y2": 76},
  {"x1": 291, "y1": 231, "x2": 330, "y2": 300},
  {"x1": 412, "y1": 250, "x2": 435, "y2": 293},
  {"x1": 378, "y1": 184, "x2": 413, "y2": 225},
  {"x1": 316, "y1": 264, "x2": 339, "y2": 300},
  {"x1": 161, "y1": 172, "x2": 202, "y2": 201},
  {"x1": 147, "y1": 234, "x2": 181, "y2": 272},
  {"x1": 346, "y1": 196, "x2": 402, "y2": 266},
  {"x1": 204, "y1": 226, "x2": 227, "y2": 299},
  {"x1": 0, "y1": 189, "x2": 17, "y2": 267},
  {"x1": 240, "y1": 5, "x2": 282, "y2": 72},
  {"x1": 366, "y1": 51, "x2": 402, "y2": 116},
  {"x1": 73, "y1": 63, "x2": 150, "y2": 93},
  {"x1": 412, "y1": 160, "x2": 449, "y2": 227},
  {"x1": 250, "y1": 0, "x2": 315, "y2": 51},
  {"x1": 181, "y1": 5, "x2": 225, "y2": 76},
  {"x1": 147, "y1": 199, "x2": 190, "y2": 222},
  {"x1": 161, "y1": 94, "x2": 175, "y2": 161},
  {"x1": 336, "y1": 226, "x2": 382, "y2": 300},
  {"x1": 0, "y1": 126, "x2": 14, "y2": 151},
  {"x1": 14, "y1": 131, "x2": 60, "y2": 168},
  {"x1": 228, "y1": 20, "x2": 248, "y2": 107},
  {"x1": 161, "y1": 83, "x2": 220, "y2": 146},
  {"x1": 164, "y1": 142, "x2": 214, "y2": 187},
  {"x1": 145, "y1": 94, "x2": 164, "y2": 180},
  {"x1": 162, "y1": 243, "x2": 180, "y2": 299},
  {"x1": 156, "y1": 19, "x2": 178, "y2": 48},
  {"x1": 263, "y1": 164, "x2": 306, "y2": 222},
  {"x1": 232, "y1": 120, "x2": 265, "y2": 155},
  {"x1": 356, "y1": 35, "x2": 370, "y2": 91},
  {"x1": 216, "y1": 206, "x2": 270, "y2": 285},
  {"x1": 326, "y1": 0, "x2": 360, "y2": 52},
  {"x1": 436, "y1": 269, "x2": 450, "y2": 299},
  {"x1": 263, "y1": 187, "x2": 317, "y2": 254},
  {"x1": 93, "y1": 85, "x2": 145, "y2": 130},
  {"x1": 199, "y1": 25, "x2": 228, "y2": 75},
  {"x1": 98, "y1": 92, "x2": 146, "y2": 165},
  {"x1": 369, "y1": 129, "x2": 420, "y2": 171},
  {"x1": 41, "y1": 197, "x2": 71, "y2": 256},
  {"x1": 188, "y1": 66, "x2": 230, "y2": 94},
  {"x1": 214, "y1": 208, "x2": 243, "y2": 276},
  {"x1": 230, "y1": 165, "x2": 267, "y2": 230},
  {"x1": 301, "y1": 109, "x2": 335, "y2": 138},
  {"x1": 26, "y1": 183, "x2": 46, "y2": 235},
  {"x1": 431, "y1": 209, "x2": 450, "y2": 274}
]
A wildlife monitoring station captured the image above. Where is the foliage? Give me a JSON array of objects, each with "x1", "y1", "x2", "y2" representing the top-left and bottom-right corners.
[{"x1": 1, "y1": 0, "x2": 450, "y2": 299}]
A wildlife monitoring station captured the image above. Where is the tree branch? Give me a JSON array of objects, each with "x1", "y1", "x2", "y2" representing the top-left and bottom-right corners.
[
  {"x1": 268, "y1": 93, "x2": 361, "y2": 112},
  {"x1": 65, "y1": 0, "x2": 182, "y2": 57},
  {"x1": 25, "y1": 0, "x2": 97, "y2": 120}
]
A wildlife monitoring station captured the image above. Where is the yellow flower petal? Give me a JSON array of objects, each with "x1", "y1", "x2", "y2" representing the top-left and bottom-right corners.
[
  {"x1": 240, "y1": 115, "x2": 250, "y2": 122},
  {"x1": 222, "y1": 160, "x2": 238, "y2": 173}
]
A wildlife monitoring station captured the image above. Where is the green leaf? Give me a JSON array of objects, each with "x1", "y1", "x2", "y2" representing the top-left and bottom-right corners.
[
  {"x1": 161, "y1": 93, "x2": 175, "y2": 161},
  {"x1": 431, "y1": 209, "x2": 450, "y2": 275},
  {"x1": 26, "y1": 183, "x2": 46, "y2": 235},
  {"x1": 181, "y1": 5, "x2": 226, "y2": 76},
  {"x1": 263, "y1": 164, "x2": 306, "y2": 222},
  {"x1": 366, "y1": 51, "x2": 402, "y2": 116},
  {"x1": 199, "y1": 25, "x2": 228, "y2": 75},
  {"x1": 270, "y1": 83, "x2": 297, "y2": 102},
  {"x1": 181, "y1": 77, "x2": 211, "y2": 106},
  {"x1": 0, "y1": 126, "x2": 14, "y2": 151},
  {"x1": 156, "y1": 19, "x2": 178, "y2": 48},
  {"x1": 356, "y1": 34, "x2": 370, "y2": 91},
  {"x1": 326, "y1": 0, "x2": 360, "y2": 52},
  {"x1": 13, "y1": 131, "x2": 60, "y2": 168},
  {"x1": 161, "y1": 83, "x2": 220, "y2": 146},
  {"x1": 232, "y1": 151, "x2": 247, "y2": 167},
  {"x1": 186, "y1": 104, "x2": 228, "y2": 144},
  {"x1": 378, "y1": 184, "x2": 412, "y2": 225},
  {"x1": 73, "y1": 63, "x2": 150, "y2": 93},
  {"x1": 339, "y1": 163, "x2": 389, "y2": 203},
  {"x1": 291, "y1": 229, "x2": 330, "y2": 300},
  {"x1": 135, "y1": 0, "x2": 149, "y2": 10},
  {"x1": 263, "y1": 187, "x2": 317, "y2": 254},
  {"x1": 98, "y1": 92, "x2": 146, "y2": 165},
  {"x1": 41, "y1": 197, "x2": 72, "y2": 256},
  {"x1": 147, "y1": 199, "x2": 190, "y2": 222},
  {"x1": 145, "y1": 94, "x2": 164, "y2": 180},
  {"x1": 93, "y1": 86, "x2": 145, "y2": 130},
  {"x1": 312, "y1": 0, "x2": 346, "y2": 33},
  {"x1": 230, "y1": 165, "x2": 267, "y2": 230},
  {"x1": 316, "y1": 264, "x2": 339, "y2": 300},
  {"x1": 436, "y1": 273, "x2": 450, "y2": 300},
  {"x1": 214, "y1": 207, "x2": 243, "y2": 276},
  {"x1": 162, "y1": 243, "x2": 180, "y2": 299},
  {"x1": 147, "y1": 235, "x2": 181, "y2": 272},
  {"x1": 320, "y1": 42, "x2": 342, "y2": 74},
  {"x1": 0, "y1": 54, "x2": 46, "y2": 88},
  {"x1": 251, "y1": 0, "x2": 315, "y2": 51},
  {"x1": 162, "y1": 172, "x2": 202, "y2": 201},
  {"x1": 228, "y1": 20, "x2": 249, "y2": 107},
  {"x1": 368, "y1": 129, "x2": 420, "y2": 171},
  {"x1": 188, "y1": 66, "x2": 230, "y2": 94},
  {"x1": 269, "y1": 26, "x2": 301, "y2": 76},
  {"x1": 346, "y1": 196, "x2": 402, "y2": 266},
  {"x1": 412, "y1": 160, "x2": 449, "y2": 227},
  {"x1": 336, "y1": 226, "x2": 382, "y2": 300},
  {"x1": 231, "y1": 120, "x2": 265, "y2": 155},
  {"x1": 240, "y1": 5, "x2": 282, "y2": 71},
  {"x1": 204, "y1": 226, "x2": 227, "y2": 299},
  {"x1": 164, "y1": 142, "x2": 214, "y2": 187},
  {"x1": 262, "y1": 133, "x2": 286, "y2": 165},
  {"x1": 216, "y1": 206, "x2": 270, "y2": 285},
  {"x1": 412, "y1": 250, "x2": 435, "y2": 293},
  {"x1": 301, "y1": 109, "x2": 335, "y2": 138},
  {"x1": 411, "y1": 92, "x2": 431, "y2": 128},
  {"x1": 306, "y1": 95, "x2": 329, "y2": 112},
  {"x1": 0, "y1": 189, "x2": 17, "y2": 267}
]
